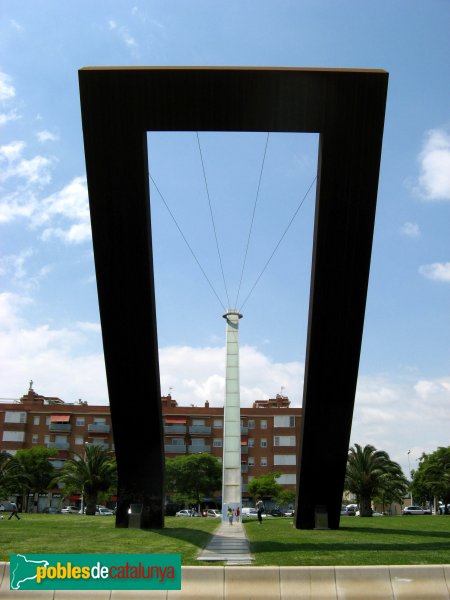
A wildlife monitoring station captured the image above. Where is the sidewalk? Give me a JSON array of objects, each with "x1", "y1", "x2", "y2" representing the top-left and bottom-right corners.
[{"x1": 197, "y1": 519, "x2": 253, "y2": 564}]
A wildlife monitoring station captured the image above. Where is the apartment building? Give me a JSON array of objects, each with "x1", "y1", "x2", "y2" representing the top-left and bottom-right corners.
[
  {"x1": 162, "y1": 393, "x2": 301, "y2": 503},
  {"x1": 1, "y1": 384, "x2": 302, "y2": 506}
]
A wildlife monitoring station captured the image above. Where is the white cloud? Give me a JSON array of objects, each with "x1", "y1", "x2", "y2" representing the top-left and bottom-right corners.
[
  {"x1": 0, "y1": 140, "x2": 25, "y2": 162},
  {"x1": 10, "y1": 19, "x2": 23, "y2": 32},
  {"x1": 0, "y1": 110, "x2": 20, "y2": 126},
  {"x1": 159, "y1": 344, "x2": 304, "y2": 407},
  {"x1": 417, "y1": 128, "x2": 450, "y2": 201},
  {"x1": 0, "y1": 190, "x2": 37, "y2": 223},
  {"x1": 419, "y1": 262, "x2": 450, "y2": 283},
  {"x1": 0, "y1": 140, "x2": 53, "y2": 186},
  {"x1": 0, "y1": 292, "x2": 107, "y2": 404},
  {"x1": 353, "y1": 374, "x2": 450, "y2": 472},
  {"x1": 37, "y1": 130, "x2": 59, "y2": 143},
  {"x1": 400, "y1": 221, "x2": 420, "y2": 237},
  {"x1": 34, "y1": 176, "x2": 91, "y2": 244},
  {"x1": 108, "y1": 18, "x2": 138, "y2": 52},
  {"x1": 0, "y1": 72, "x2": 15, "y2": 102}
]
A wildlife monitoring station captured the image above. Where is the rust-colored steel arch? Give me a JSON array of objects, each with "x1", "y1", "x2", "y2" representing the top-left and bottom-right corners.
[{"x1": 78, "y1": 67, "x2": 388, "y2": 529}]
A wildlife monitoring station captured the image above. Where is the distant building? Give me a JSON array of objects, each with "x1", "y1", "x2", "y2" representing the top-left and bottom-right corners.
[{"x1": 0, "y1": 384, "x2": 301, "y2": 508}]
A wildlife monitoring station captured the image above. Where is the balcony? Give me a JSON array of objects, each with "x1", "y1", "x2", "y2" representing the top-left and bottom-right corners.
[
  {"x1": 189, "y1": 425, "x2": 211, "y2": 435},
  {"x1": 88, "y1": 423, "x2": 110, "y2": 434},
  {"x1": 164, "y1": 424, "x2": 186, "y2": 434},
  {"x1": 241, "y1": 426, "x2": 248, "y2": 434},
  {"x1": 188, "y1": 444, "x2": 211, "y2": 453},
  {"x1": 49, "y1": 423, "x2": 72, "y2": 433},
  {"x1": 164, "y1": 444, "x2": 187, "y2": 453},
  {"x1": 241, "y1": 464, "x2": 249, "y2": 473},
  {"x1": 241, "y1": 446, "x2": 248, "y2": 455},
  {"x1": 49, "y1": 460, "x2": 66, "y2": 469},
  {"x1": 47, "y1": 441, "x2": 70, "y2": 450},
  {"x1": 88, "y1": 442, "x2": 110, "y2": 450}
]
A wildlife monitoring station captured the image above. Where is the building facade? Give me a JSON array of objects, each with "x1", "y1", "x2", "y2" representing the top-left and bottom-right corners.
[{"x1": 0, "y1": 385, "x2": 301, "y2": 508}]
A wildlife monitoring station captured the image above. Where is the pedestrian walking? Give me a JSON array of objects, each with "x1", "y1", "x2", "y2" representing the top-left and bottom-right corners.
[
  {"x1": 227, "y1": 507, "x2": 233, "y2": 525},
  {"x1": 256, "y1": 498, "x2": 264, "y2": 524},
  {"x1": 8, "y1": 502, "x2": 20, "y2": 520},
  {"x1": 235, "y1": 506, "x2": 240, "y2": 522}
]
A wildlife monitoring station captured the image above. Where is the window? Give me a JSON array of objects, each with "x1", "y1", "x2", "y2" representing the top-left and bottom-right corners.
[
  {"x1": 5, "y1": 411, "x2": 27, "y2": 424},
  {"x1": 248, "y1": 457, "x2": 255, "y2": 466},
  {"x1": 44, "y1": 435, "x2": 50, "y2": 444},
  {"x1": 260, "y1": 419, "x2": 267, "y2": 429},
  {"x1": 93, "y1": 417, "x2": 106, "y2": 424},
  {"x1": 248, "y1": 475, "x2": 254, "y2": 482},
  {"x1": 248, "y1": 438, "x2": 255, "y2": 448},
  {"x1": 192, "y1": 419, "x2": 205, "y2": 426},
  {"x1": 260, "y1": 457, "x2": 268, "y2": 467},
  {"x1": 2, "y1": 431, "x2": 25, "y2": 442},
  {"x1": 248, "y1": 420, "x2": 255, "y2": 429},
  {"x1": 274, "y1": 454, "x2": 296, "y2": 465},
  {"x1": 213, "y1": 419, "x2": 223, "y2": 428},
  {"x1": 260, "y1": 438, "x2": 268, "y2": 448},
  {"x1": 274, "y1": 435, "x2": 296, "y2": 447},
  {"x1": 171, "y1": 438, "x2": 184, "y2": 446},
  {"x1": 276, "y1": 474, "x2": 296, "y2": 485},
  {"x1": 76, "y1": 417, "x2": 85, "y2": 426},
  {"x1": 32, "y1": 434, "x2": 39, "y2": 444},
  {"x1": 75, "y1": 436, "x2": 84, "y2": 445},
  {"x1": 213, "y1": 439, "x2": 222, "y2": 447},
  {"x1": 191, "y1": 438, "x2": 204, "y2": 446},
  {"x1": 46, "y1": 416, "x2": 51, "y2": 426},
  {"x1": 274, "y1": 415, "x2": 295, "y2": 428},
  {"x1": 33, "y1": 416, "x2": 40, "y2": 426}
]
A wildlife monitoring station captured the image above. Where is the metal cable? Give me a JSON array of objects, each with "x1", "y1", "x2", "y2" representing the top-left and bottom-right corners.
[
  {"x1": 239, "y1": 175, "x2": 317, "y2": 312},
  {"x1": 196, "y1": 132, "x2": 231, "y2": 308},
  {"x1": 149, "y1": 174, "x2": 227, "y2": 312},
  {"x1": 234, "y1": 132, "x2": 270, "y2": 308}
]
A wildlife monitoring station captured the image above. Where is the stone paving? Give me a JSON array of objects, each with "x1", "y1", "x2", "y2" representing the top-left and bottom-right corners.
[{"x1": 197, "y1": 519, "x2": 253, "y2": 564}]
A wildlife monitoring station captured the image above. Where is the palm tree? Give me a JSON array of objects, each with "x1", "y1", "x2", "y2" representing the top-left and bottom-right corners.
[
  {"x1": 345, "y1": 443, "x2": 407, "y2": 516},
  {"x1": 58, "y1": 445, "x2": 117, "y2": 515},
  {"x1": 0, "y1": 451, "x2": 22, "y2": 497}
]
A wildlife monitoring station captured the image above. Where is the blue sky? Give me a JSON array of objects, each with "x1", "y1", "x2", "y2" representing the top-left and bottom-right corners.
[{"x1": 0, "y1": 0, "x2": 449, "y2": 474}]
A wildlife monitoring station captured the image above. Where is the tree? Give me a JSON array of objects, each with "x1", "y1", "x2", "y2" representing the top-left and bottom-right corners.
[
  {"x1": 0, "y1": 451, "x2": 22, "y2": 497},
  {"x1": 412, "y1": 447, "x2": 450, "y2": 512},
  {"x1": 165, "y1": 453, "x2": 221, "y2": 507},
  {"x1": 345, "y1": 444, "x2": 408, "y2": 516},
  {"x1": 247, "y1": 472, "x2": 283, "y2": 502},
  {"x1": 276, "y1": 488, "x2": 296, "y2": 508},
  {"x1": 58, "y1": 445, "x2": 117, "y2": 515},
  {"x1": 12, "y1": 447, "x2": 58, "y2": 510}
]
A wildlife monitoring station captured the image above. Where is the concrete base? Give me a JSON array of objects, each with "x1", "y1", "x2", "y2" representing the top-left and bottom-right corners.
[{"x1": 2, "y1": 563, "x2": 450, "y2": 599}]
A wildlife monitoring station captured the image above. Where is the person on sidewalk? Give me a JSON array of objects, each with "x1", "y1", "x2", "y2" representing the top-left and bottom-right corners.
[
  {"x1": 235, "y1": 506, "x2": 240, "y2": 522},
  {"x1": 227, "y1": 507, "x2": 234, "y2": 525},
  {"x1": 8, "y1": 502, "x2": 20, "y2": 520},
  {"x1": 256, "y1": 498, "x2": 264, "y2": 524}
]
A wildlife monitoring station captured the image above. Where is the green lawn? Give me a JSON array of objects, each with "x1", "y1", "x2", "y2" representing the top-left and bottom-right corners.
[
  {"x1": 244, "y1": 515, "x2": 450, "y2": 566},
  {"x1": 2, "y1": 514, "x2": 450, "y2": 567}
]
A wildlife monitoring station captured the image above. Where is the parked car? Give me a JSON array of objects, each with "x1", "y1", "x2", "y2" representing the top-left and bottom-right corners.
[
  {"x1": 341, "y1": 506, "x2": 356, "y2": 516},
  {"x1": 355, "y1": 510, "x2": 383, "y2": 516},
  {"x1": 284, "y1": 509, "x2": 295, "y2": 517},
  {"x1": 402, "y1": 506, "x2": 431, "y2": 515},
  {"x1": 61, "y1": 506, "x2": 80, "y2": 514},
  {"x1": 270, "y1": 508, "x2": 283, "y2": 517},
  {"x1": 206, "y1": 509, "x2": 221, "y2": 518},
  {"x1": 241, "y1": 507, "x2": 267, "y2": 518},
  {"x1": 42, "y1": 507, "x2": 61, "y2": 514},
  {"x1": 0, "y1": 502, "x2": 15, "y2": 512},
  {"x1": 97, "y1": 507, "x2": 114, "y2": 515},
  {"x1": 175, "y1": 509, "x2": 202, "y2": 517}
]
